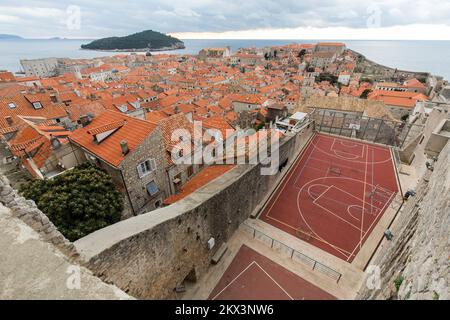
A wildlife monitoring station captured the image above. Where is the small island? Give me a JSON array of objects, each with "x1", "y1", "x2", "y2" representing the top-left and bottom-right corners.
[
  {"x1": 80, "y1": 30, "x2": 185, "y2": 52},
  {"x1": 0, "y1": 34, "x2": 23, "y2": 40}
]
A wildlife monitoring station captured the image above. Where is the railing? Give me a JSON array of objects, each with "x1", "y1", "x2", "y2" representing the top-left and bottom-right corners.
[
  {"x1": 241, "y1": 221, "x2": 343, "y2": 283},
  {"x1": 392, "y1": 147, "x2": 403, "y2": 174}
]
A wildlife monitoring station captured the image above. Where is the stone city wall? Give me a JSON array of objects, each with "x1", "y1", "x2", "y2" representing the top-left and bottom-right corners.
[{"x1": 74, "y1": 123, "x2": 315, "y2": 299}]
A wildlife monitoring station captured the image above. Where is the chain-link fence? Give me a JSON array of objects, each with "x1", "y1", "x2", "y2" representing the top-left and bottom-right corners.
[{"x1": 310, "y1": 109, "x2": 423, "y2": 148}]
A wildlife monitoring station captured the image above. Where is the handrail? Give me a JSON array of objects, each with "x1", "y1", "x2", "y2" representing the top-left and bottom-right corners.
[{"x1": 242, "y1": 221, "x2": 343, "y2": 283}]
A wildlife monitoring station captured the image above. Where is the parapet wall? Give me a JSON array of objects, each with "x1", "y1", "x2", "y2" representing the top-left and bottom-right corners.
[
  {"x1": 74, "y1": 123, "x2": 315, "y2": 299},
  {"x1": 0, "y1": 175, "x2": 79, "y2": 260}
]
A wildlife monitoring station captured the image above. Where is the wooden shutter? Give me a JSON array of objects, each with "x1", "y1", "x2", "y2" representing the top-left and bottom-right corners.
[
  {"x1": 150, "y1": 158, "x2": 157, "y2": 171},
  {"x1": 137, "y1": 163, "x2": 144, "y2": 178}
]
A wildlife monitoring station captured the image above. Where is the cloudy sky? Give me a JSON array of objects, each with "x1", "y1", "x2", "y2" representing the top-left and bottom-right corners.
[{"x1": 1, "y1": 0, "x2": 450, "y2": 39}]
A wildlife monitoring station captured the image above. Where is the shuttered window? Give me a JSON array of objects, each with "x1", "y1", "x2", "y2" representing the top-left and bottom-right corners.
[
  {"x1": 146, "y1": 181, "x2": 159, "y2": 196},
  {"x1": 137, "y1": 158, "x2": 156, "y2": 178}
]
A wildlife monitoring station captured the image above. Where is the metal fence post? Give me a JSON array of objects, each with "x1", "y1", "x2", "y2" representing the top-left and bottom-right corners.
[
  {"x1": 329, "y1": 111, "x2": 336, "y2": 133},
  {"x1": 319, "y1": 110, "x2": 326, "y2": 131},
  {"x1": 339, "y1": 113, "x2": 346, "y2": 136},
  {"x1": 400, "y1": 123, "x2": 412, "y2": 148},
  {"x1": 374, "y1": 119, "x2": 384, "y2": 143},
  {"x1": 361, "y1": 116, "x2": 370, "y2": 140}
]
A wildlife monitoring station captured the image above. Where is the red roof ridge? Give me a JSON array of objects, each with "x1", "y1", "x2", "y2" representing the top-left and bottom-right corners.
[{"x1": 88, "y1": 119, "x2": 126, "y2": 135}]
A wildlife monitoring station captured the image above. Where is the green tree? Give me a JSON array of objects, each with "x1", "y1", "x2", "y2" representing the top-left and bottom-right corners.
[
  {"x1": 298, "y1": 49, "x2": 306, "y2": 58},
  {"x1": 20, "y1": 163, "x2": 123, "y2": 241},
  {"x1": 360, "y1": 89, "x2": 372, "y2": 99},
  {"x1": 315, "y1": 72, "x2": 338, "y2": 84}
]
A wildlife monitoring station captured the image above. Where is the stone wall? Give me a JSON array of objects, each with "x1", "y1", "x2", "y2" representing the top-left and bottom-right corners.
[
  {"x1": 357, "y1": 140, "x2": 450, "y2": 300},
  {"x1": 0, "y1": 174, "x2": 79, "y2": 260},
  {"x1": 74, "y1": 123, "x2": 315, "y2": 299},
  {"x1": 119, "y1": 127, "x2": 170, "y2": 215}
]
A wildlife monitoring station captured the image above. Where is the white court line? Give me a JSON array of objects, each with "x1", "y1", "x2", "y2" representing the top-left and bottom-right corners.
[
  {"x1": 264, "y1": 134, "x2": 396, "y2": 261},
  {"x1": 318, "y1": 182, "x2": 386, "y2": 212},
  {"x1": 331, "y1": 137, "x2": 364, "y2": 159},
  {"x1": 360, "y1": 145, "x2": 368, "y2": 250},
  {"x1": 310, "y1": 135, "x2": 392, "y2": 165},
  {"x1": 267, "y1": 212, "x2": 354, "y2": 258},
  {"x1": 339, "y1": 140, "x2": 359, "y2": 148},
  {"x1": 318, "y1": 133, "x2": 391, "y2": 152},
  {"x1": 333, "y1": 149, "x2": 360, "y2": 160},
  {"x1": 211, "y1": 261, "x2": 294, "y2": 300},
  {"x1": 347, "y1": 190, "x2": 397, "y2": 262},
  {"x1": 308, "y1": 184, "x2": 331, "y2": 201},
  {"x1": 270, "y1": 174, "x2": 393, "y2": 260},
  {"x1": 307, "y1": 156, "x2": 367, "y2": 174},
  {"x1": 347, "y1": 205, "x2": 362, "y2": 221},
  {"x1": 374, "y1": 184, "x2": 396, "y2": 195},
  {"x1": 312, "y1": 186, "x2": 363, "y2": 231},
  {"x1": 292, "y1": 143, "x2": 316, "y2": 188},
  {"x1": 264, "y1": 135, "x2": 316, "y2": 218}
]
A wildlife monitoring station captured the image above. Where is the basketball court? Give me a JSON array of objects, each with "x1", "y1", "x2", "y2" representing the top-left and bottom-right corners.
[
  {"x1": 260, "y1": 133, "x2": 399, "y2": 262},
  {"x1": 209, "y1": 245, "x2": 336, "y2": 300}
]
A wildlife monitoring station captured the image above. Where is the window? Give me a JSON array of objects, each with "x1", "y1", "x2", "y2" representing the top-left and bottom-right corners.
[
  {"x1": 137, "y1": 158, "x2": 156, "y2": 178},
  {"x1": 32, "y1": 102, "x2": 43, "y2": 110},
  {"x1": 8, "y1": 102, "x2": 16, "y2": 109},
  {"x1": 146, "y1": 181, "x2": 159, "y2": 196}
]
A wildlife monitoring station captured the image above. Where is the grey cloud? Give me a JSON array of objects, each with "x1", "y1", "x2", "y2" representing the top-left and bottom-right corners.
[{"x1": 0, "y1": 0, "x2": 449, "y2": 38}]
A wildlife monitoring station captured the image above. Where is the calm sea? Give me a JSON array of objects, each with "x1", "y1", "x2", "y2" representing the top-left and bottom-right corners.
[{"x1": 0, "y1": 39, "x2": 449, "y2": 80}]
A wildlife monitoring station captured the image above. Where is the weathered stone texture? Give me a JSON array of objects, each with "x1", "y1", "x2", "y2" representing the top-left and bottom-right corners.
[
  {"x1": 0, "y1": 175, "x2": 79, "y2": 260},
  {"x1": 358, "y1": 140, "x2": 450, "y2": 300}
]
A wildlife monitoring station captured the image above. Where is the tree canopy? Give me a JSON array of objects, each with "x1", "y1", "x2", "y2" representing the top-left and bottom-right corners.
[
  {"x1": 315, "y1": 72, "x2": 338, "y2": 84},
  {"x1": 360, "y1": 89, "x2": 372, "y2": 99},
  {"x1": 20, "y1": 163, "x2": 123, "y2": 241},
  {"x1": 81, "y1": 30, "x2": 184, "y2": 50}
]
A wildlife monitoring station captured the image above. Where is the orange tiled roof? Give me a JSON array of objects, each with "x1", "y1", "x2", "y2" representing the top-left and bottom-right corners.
[
  {"x1": 87, "y1": 120, "x2": 125, "y2": 135},
  {"x1": 0, "y1": 94, "x2": 67, "y2": 129},
  {"x1": 164, "y1": 165, "x2": 235, "y2": 205},
  {"x1": 0, "y1": 71, "x2": 16, "y2": 82},
  {"x1": 70, "y1": 110, "x2": 157, "y2": 167}
]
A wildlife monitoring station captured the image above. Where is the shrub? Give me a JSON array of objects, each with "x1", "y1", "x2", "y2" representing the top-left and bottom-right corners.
[
  {"x1": 20, "y1": 163, "x2": 123, "y2": 241},
  {"x1": 394, "y1": 275, "x2": 404, "y2": 291},
  {"x1": 360, "y1": 89, "x2": 372, "y2": 99}
]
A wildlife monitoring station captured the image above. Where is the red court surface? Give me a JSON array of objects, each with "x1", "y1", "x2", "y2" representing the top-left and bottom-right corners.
[
  {"x1": 209, "y1": 245, "x2": 336, "y2": 300},
  {"x1": 260, "y1": 133, "x2": 399, "y2": 262}
]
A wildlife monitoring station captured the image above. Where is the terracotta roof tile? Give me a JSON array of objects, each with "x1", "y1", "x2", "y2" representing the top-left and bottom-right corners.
[
  {"x1": 164, "y1": 165, "x2": 235, "y2": 204},
  {"x1": 70, "y1": 110, "x2": 157, "y2": 167}
]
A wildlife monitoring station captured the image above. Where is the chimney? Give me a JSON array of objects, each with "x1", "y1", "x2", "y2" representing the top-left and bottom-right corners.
[
  {"x1": 5, "y1": 116, "x2": 13, "y2": 126},
  {"x1": 50, "y1": 135, "x2": 61, "y2": 150},
  {"x1": 120, "y1": 140, "x2": 129, "y2": 155},
  {"x1": 79, "y1": 114, "x2": 91, "y2": 127}
]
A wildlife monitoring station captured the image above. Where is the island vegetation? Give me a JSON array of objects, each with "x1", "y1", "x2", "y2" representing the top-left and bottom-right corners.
[{"x1": 81, "y1": 30, "x2": 185, "y2": 51}]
